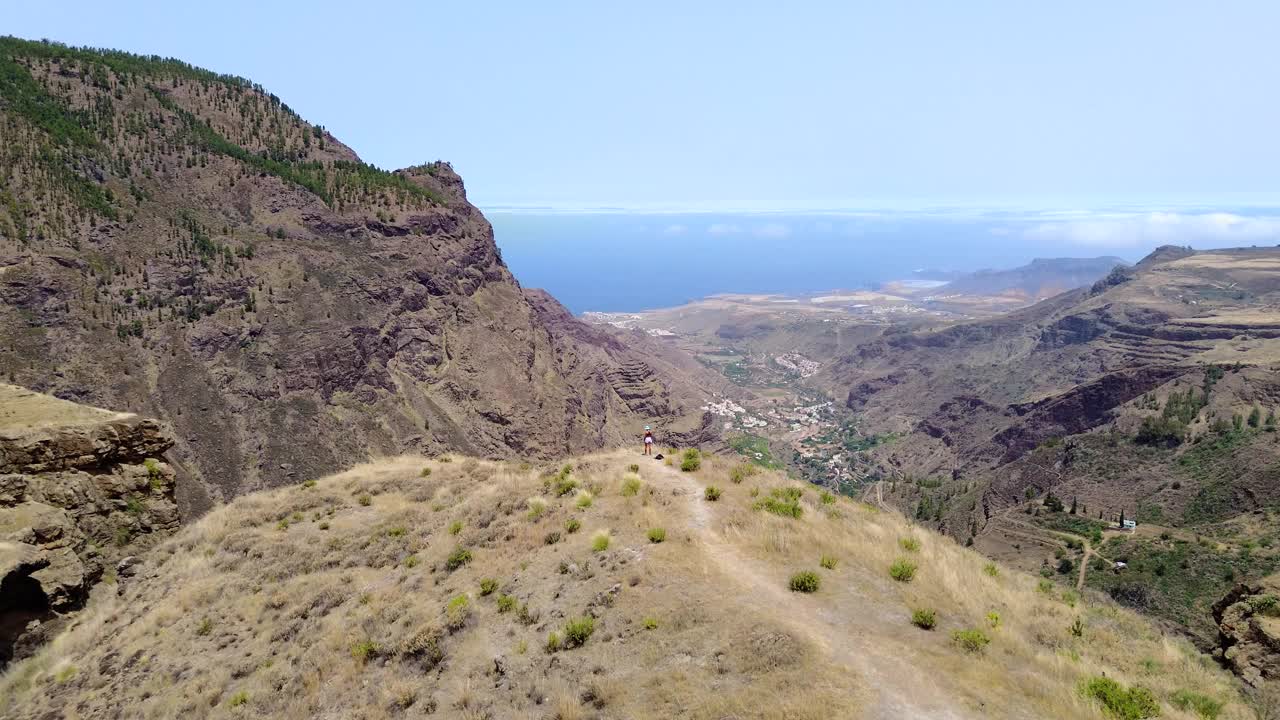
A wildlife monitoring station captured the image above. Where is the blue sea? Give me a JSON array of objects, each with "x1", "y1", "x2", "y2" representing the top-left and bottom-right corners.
[{"x1": 485, "y1": 208, "x2": 1277, "y2": 313}]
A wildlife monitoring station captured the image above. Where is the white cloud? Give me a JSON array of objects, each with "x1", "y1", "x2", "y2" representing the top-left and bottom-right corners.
[
  {"x1": 1025, "y1": 212, "x2": 1280, "y2": 247},
  {"x1": 707, "y1": 223, "x2": 742, "y2": 235},
  {"x1": 754, "y1": 223, "x2": 791, "y2": 238},
  {"x1": 662, "y1": 224, "x2": 687, "y2": 235}
]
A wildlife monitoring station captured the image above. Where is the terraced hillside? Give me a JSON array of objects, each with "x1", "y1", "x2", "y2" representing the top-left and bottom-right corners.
[
  {"x1": 0, "y1": 37, "x2": 716, "y2": 516},
  {"x1": 0, "y1": 450, "x2": 1254, "y2": 719}
]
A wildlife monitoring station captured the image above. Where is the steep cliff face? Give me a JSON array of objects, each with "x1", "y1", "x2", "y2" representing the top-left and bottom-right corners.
[
  {"x1": 0, "y1": 38, "x2": 711, "y2": 516},
  {"x1": 0, "y1": 384, "x2": 178, "y2": 667}
]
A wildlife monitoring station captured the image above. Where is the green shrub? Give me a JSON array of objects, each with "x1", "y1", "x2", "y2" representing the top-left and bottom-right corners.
[
  {"x1": 819, "y1": 554, "x2": 838, "y2": 570},
  {"x1": 448, "y1": 520, "x2": 463, "y2": 535},
  {"x1": 357, "y1": 493, "x2": 372, "y2": 506},
  {"x1": 819, "y1": 491, "x2": 836, "y2": 505},
  {"x1": 419, "y1": 466, "x2": 432, "y2": 477},
  {"x1": 951, "y1": 629, "x2": 990, "y2": 653},
  {"x1": 302, "y1": 478, "x2": 317, "y2": 489},
  {"x1": 591, "y1": 531, "x2": 610, "y2": 552},
  {"x1": 479, "y1": 578, "x2": 499, "y2": 596},
  {"x1": 496, "y1": 594, "x2": 517, "y2": 613},
  {"x1": 1037, "y1": 579, "x2": 1054, "y2": 594},
  {"x1": 1170, "y1": 689, "x2": 1223, "y2": 720},
  {"x1": 526, "y1": 498, "x2": 547, "y2": 520},
  {"x1": 387, "y1": 525, "x2": 407, "y2": 538},
  {"x1": 899, "y1": 537, "x2": 921, "y2": 552},
  {"x1": 1069, "y1": 618, "x2": 1084, "y2": 637},
  {"x1": 575, "y1": 491, "x2": 594, "y2": 509},
  {"x1": 554, "y1": 476, "x2": 578, "y2": 497},
  {"x1": 545, "y1": 632, "x2": 561, "y2": 652},
  {"x1": 983, "y1": 563, "x2": 999, "y2": 577},
  {"x1": 628, "y1": 464, "x2": 640, "y2": 473},
  {"x1": 445, "y1": 547, "x2": 473, "y2": 571},
  {"x1": 985, "y1": 611, "x2": 1001, "y2": 629},
  {"x1": 704, "y1": 486, "x2": 722, "y2": 501},
  {"x1": 1061, "y1": 590, "x2": 1079, "y2": 607},
  {"x1": 227, "y1": 690, "x2": 249, "y2": 707},
  {"x1": 756, "y1": 487, "x2": 803, "y2": 518},
  {"x1": 564, "y1": 517, "x2": 581, "y2": 534},
  {"x1": 680, "y1": 448, "x2": 702, "y2": 472},
  {"x1": 911, "y1": 608, "x2": 936, "y2": 630},
  {"x1": 351, "y1": 639, "x2": 379, "y2": 663},
  {"x1": 621, "y1": 474, "x2": 643, "y2": 496},
  {"x1": 1248, "y1": 594, "x2": 1279, "y2": 616},
  {"x1": 642, "y1": 617, "x2": 658, "y2": 630},
  {"x1": 196, "y1": 617, "x2": 213, "y2": 636},
  {"x1": 562, "y1": 617, "x2": 595, "y2": 648},
  {"x1": 1082, "y1": 676, "x2": 1160, "y2": 720},
  {"x1": 404, "y1": 554, "x2": 420, "y2": 568},
  {"x1": 789, "y1": 571, "x2": 821, "y2": 593},
  {"x1": 889, "y1": 559, "x2": 917, "y2": 582},
  {"x1": 729, "y1": 463, "x2": 758, "y2": 483},
  {"x1": 647, "y1": 527, "x2": 666, "y2": 543},
  {"x1": 445, "y1": 594, "x2": 471, "y2": 630},
  {"x1": 544, "y1": 531, "x2": 561, "y2": 545}
]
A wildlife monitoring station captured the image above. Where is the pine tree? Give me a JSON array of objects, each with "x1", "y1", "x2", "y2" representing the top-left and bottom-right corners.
[{"x1": 1069, "y1": 496, "x2": 1078, "y2": 515}]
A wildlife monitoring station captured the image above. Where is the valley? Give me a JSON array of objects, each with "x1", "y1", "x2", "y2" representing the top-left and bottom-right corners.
[{"x1": 1, "y1": 32, "x2": 1279, "y2": 719}]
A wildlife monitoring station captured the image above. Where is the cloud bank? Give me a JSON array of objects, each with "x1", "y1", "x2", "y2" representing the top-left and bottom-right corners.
[{"x1": 1024, "y1": 212, "x2": 1280, "y2": 247}]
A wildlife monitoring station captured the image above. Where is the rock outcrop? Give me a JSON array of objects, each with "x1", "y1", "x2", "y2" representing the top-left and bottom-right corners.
[
  {"x1": 0, "y1": 385, "x2": 178, "y2": 667},
  {"x1": 1214, "y1": 575, "x2": 1280, "y2": 687}
]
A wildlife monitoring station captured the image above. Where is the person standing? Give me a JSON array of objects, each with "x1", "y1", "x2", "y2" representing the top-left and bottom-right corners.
[{"x1": 642, "y1": 425, "x2": 655, "y2": 455}]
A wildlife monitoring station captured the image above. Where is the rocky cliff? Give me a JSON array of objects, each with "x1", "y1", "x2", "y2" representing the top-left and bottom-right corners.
[
  {"x1": 1214, "y1": 575, "x2": 1280, "y2": 688},
  {"x1": 0, "y1": 384, "x2": 178, "y2": 667},
  {"x1": 0, "y1": 38, "x2": 713, "y2": 517}
]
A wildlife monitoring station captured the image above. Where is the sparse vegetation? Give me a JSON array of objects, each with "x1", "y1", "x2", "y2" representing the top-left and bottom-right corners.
[
  {"x1": 647, "y1": 527, "x2": 666, "y2": 543},
  {"x1": 899, "y1": 537, "x2": 921, "y2": 552},
  {"x1": 575, "y1": 490, "x2": 594, "y2": 509},
  {"x1": 983, "y1": 563, "x2": 999, "y2": 577},
  {"x1": 911, "y1": 608, "x2": 936, "y2": 630},
  {"x1": 621, "y1": 473, "x2": 642, "y2": 496},
  {"x1": 756, "y1": 487, "x2": 804, "y2": 518},
  {"x1": 496, "y1": 594, "x2": 517, "y2": 613},
  {"x1": 591, "y1": 530, "x2": 611, "y2": 552},
  {"x1": 789, "y1": 571, "x2": 821, "y2": 593},
  {"x1": 1170, "y1": 689, "x2": 1223, "y2": 720},
  {"x1": 951, "y1": 629, "x2": 990, "y2": 653},
  {"x1": 1082, "y1": 676, "x2": 1160, "y2": 720},
  {"x1": 561, "y1": 617, "x2": 595, "y2": 648},
  {"x1": 819, "y1": 554, "x2": 838, "y2": 570},
  {"x1": 564, "y1": 517, "x2": 581, "y2": 533},
  {"x1": 704, "y1": 485, "x2": 722, "y2": 501},
  {"x1": 889, "y1": 559, "x2": 918, "y2": 582},
  {"x1": 680, "y1": 448, "x2": 702, "y2": 472},
  {"x1": 445, "y1": 547, "x2": 473, "y2": 571}
]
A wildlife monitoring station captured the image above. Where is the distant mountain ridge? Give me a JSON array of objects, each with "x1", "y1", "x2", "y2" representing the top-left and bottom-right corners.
[{"x1": 939, "y1": 255, "x2": 1128, "y2": 298}]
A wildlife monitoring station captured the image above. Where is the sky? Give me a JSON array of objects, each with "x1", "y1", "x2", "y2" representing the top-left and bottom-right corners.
[{"x1": 6, "y1": 1, "x2": 1280, "y2": 213}]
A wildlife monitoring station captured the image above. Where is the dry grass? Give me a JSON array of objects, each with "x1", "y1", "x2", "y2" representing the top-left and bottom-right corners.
[{"x1": 0, "y1": 450, "x2": 1252, "y2": 719}]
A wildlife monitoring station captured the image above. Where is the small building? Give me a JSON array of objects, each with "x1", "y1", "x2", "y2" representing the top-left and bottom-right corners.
[
  {"x1": 1122, "y1": 519, "x2": 1137, "y2": 531},
  {"x1": 1113, "y1": 561, "x2": 1128, "y2": 571}
]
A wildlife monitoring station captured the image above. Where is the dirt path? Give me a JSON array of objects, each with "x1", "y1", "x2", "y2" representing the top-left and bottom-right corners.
[{"x1": 643, "y1": 458, "x2": 974, "y2": 720}]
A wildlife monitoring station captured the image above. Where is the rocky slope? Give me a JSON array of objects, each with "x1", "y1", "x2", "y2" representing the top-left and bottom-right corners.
[
  {"x1": 0, "y1": 38, "x2": 713, "y2": 517},
  {"x1": 0, "y1": 450, "x2": 1253, "y2": 719},
  {"x1": 0, "y1": 384, "x2": 177, "y2": 667},
  {"x1": 819, "y1": 245, "x2": 1280, "y2": 651}
]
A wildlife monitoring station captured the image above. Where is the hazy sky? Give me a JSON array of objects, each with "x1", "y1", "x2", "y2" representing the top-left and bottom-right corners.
[{"x1": 7, "y1": 1, "x2": 1280, "y2": 209}]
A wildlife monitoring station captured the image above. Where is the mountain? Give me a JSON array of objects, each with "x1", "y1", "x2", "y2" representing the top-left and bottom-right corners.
[
  {"x1": 0, "y1": 38, "x2": 714, "y2": 518},
  {"x1": 822, "y1": 245, "x2": 1280, "y2": 648},
  {"x1": 0, "y1": 450, "x2": 1251, "y2": 719},
  {"x1": 939, "y1": 256, "x2": 1128, "y2": 300}
]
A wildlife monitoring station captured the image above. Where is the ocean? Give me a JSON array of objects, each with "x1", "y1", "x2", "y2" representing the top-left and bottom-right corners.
[{"x1": 485, "y1": 209, "x2": 1277, "y2": 313}]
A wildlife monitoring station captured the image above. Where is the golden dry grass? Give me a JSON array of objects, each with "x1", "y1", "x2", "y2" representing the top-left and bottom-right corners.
[{"x1": 0, "y1": 450, "x2": 1253, "y2": 719}]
